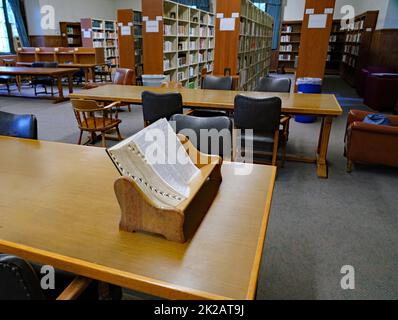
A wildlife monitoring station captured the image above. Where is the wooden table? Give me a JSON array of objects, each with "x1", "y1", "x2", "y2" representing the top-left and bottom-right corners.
[
  {"x1": 70, "y1": 85, "x2": 343, "y2": 178},
  {"x1": 0, "y1": 66, "x2": 79, "y2": 103},
  {"x1": 17, "y1": 62, "x2": 101, "y2": 83},
  {"x1": 0, "y1": 136, "x2": 276, "y2": 300}
]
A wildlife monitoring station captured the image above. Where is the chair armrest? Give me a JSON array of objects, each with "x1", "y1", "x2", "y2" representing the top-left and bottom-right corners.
[
  {"x1": 280, "y1": 115, "x2": 291, "y2": 125},
  {"x1": 347, "y1": 110, "x2": 373, "y2": 125},
  {"x1": 56, "y1": 276, "x2": 92, "y2": 300},
  {"x1": 184, "y1": 109, "x2": 194, "y2": 116},
  {"x1": 103, "y1": 101, "x2": 121, "y2": 110},
  {"x1": 350, "y1": 121, "x2": 398, "y2": 136}
]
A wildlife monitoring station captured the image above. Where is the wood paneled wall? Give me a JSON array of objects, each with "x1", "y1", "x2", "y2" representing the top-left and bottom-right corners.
[
  {"x1": 368, "y1": 29, "x2": 398, "y2": 70},
  {"x1": 29, "y1": 36, "x2": 63, "y2": 47}
]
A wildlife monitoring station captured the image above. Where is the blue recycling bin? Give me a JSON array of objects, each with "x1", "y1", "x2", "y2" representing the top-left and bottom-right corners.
[{"x1": 295, "y1": 78, "x2": 322, "y2": 123}]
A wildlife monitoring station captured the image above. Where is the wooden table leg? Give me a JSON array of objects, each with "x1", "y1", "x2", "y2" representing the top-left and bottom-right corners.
[
  {"x1": 84, "y1": 68, "x2": 90, "y2": 84},
  {"x1": 55, "y1": 75, "x2": 65, "y2": 103},
  {"x1": 316, "y1": 116, "x2": 333, "y2": 179},
  {"x1": 68, "y1": 74, "x2": 74, "y2": 94}
]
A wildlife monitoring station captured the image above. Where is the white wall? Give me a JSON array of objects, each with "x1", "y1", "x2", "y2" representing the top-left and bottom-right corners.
[
  {"x1": 282, "y1": 0, "x2": 395, "y2": 29},
  {"x1": 24, "y1": 0, "x2": 117, "y2": 35},
  {"x1": 114, "y1": 0, "x2": 142, "y2": 11}
]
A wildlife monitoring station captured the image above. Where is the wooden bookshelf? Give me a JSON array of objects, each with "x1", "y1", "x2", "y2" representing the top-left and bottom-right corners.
[
  {"x1": 59, "y1": 22, "x2": 82, "y2": 48},
  {"x1": 142, "y1": 0, "x2": 215, "y2": 89},
  {"x1": 117, "y1": 9, "x2": 143, "y2": 82},
  {"x1": 16, "y1": 47, "x2": 105, "y2": 65},
  {"x1": 81, "y1": 18, "x2": 119, "y2": 68},
  {"x1": 214, "y1": 0, "x2": 273, "y2": 91},
  {"x1": 325, "y1": 20, "x2": 346, "y2": 75},
  {"x1": 277, "y1": 21, "x2": 302, "y2": 73},
  {"x1": 339, "y1": 10, "x2": 379, "y2": 86}
]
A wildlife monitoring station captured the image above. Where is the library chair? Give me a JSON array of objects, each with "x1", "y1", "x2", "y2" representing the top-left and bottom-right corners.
[
  {"x1": 85, "y1": 68, "x2": 135, "y2": 112},
  {"x1": 0, "y1": 58, "x2": 18, "y2": 94},
  {"x1": 31, "y1": 62, "x2": 59, "y2": 96},
  {"x1": 358, "y1": 66, "x2": 396, "y2": 97},
  {"x1": 254, "y1": 76, "x2": 292, "y2": 142},
  {"x1": 234, "y1": 95, "x2": 288, "y2": 167},
  {"x1": 71, "y1": 99, "x2": 123, "y2": 148},
  {"x1": 192, "y1": 75, "x2": 233, "y2": 118},
  {"x1": 0, "y1": 254, "x2": 122, "y2": 300},
  {"x1": 255, "y1": 76, "x2": 292, "y2": 93},
  {"x1": 170, "y1": 114, "x2": 233, "y2": 160},
  {"x1": 0, "y1": 111, "x2": 38, "y2": 140},
  {"x1": 344, "y1": 110, "x2": 398, "y2": 173},
  {"x1": 142, "y1": 91, "x2": 184, "y2": 126},
  {"x1": 363, "y1": 73, "x2": 398, "y2": 112}
]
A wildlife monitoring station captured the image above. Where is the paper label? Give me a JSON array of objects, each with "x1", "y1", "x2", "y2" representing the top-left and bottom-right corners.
[
  {"x1": 306, "y1": 8, "x2": 315, "y2": 15},
  {"x1": 121, "y1": 26, "x2": 131, "y2": 36},
  {"x1": 308, "y1": 14, "x2": 327, "y2": 28},
  {"x1": 220, "y1": 17, "x2": 235, "y2": 31},
  {"x1": 146, "y1": 20, "x2": 159, "y2": 33},
  {"x1": 231, "y1": 12, "x2": 240, "y2": 18},
  {"x1": 324, "y1": 8, "x2": 334, "y2": 14},
  {"x1": 216, "y1": 13, "x2": 224, "y2": 19}
]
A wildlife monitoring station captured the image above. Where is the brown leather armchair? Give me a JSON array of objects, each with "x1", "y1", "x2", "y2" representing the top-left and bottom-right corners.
[
  {"x1": 85, "y1": 68, "x2": 135, "y2": 111},
  {"x1": 345, "y1": 110, "x2": 398, "y2": 172}
]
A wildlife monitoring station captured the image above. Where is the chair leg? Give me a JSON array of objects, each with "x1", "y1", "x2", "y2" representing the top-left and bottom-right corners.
[
  {"x1": 34, "y1": 85, "x2": 37, "y2": 96},
  {"x1": 128, "y1": 104, "x2": 131, "y2": 112},
  {"x1": 281, "y1": 141, "x2": 287, "y2": 168},
  {"x1": 101, "y1": 133, "x2": 107, "y2": 148},
  {"x1": 116, "y1": 126, "x2": 123, "y2": 141},
  {"x1": 6, "y1": 83, "x2": 10, "y2": 94},
  {"x1": 347, "y1": 160, "x2": 353, "y2": 173},
  {"x1": 51, "y1": 84, "x2": 54, "y2": 96},
  {"x1": 77, "y1": 131, "x2": 83, "y2": 145},
  {"x1": 272, "y1": 130, "x2": 280, "y2": 166}
]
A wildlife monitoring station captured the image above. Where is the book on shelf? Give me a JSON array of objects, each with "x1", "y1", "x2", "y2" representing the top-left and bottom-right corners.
[{"x1": 107, "y1": 118, "x2": 201, "y2": 208}]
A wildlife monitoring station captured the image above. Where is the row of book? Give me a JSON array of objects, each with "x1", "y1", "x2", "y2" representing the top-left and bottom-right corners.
[
  {"x1": 280, "y1": 35, "x2": 291, "y2": 43},
  {"x1": 279, "y1": 44, "x2": 293, "y2": 52},
  {"x1": 344, "y1": 44, "x2": 359, "y2": 56},
  {"x1": 282, "y1": 26, "x2": 293, "y2": 33},
  {"x1": 279, "y1": 54, "x2": 292, "y2": 61},
  {"x1": 342, "y1": 54, "x2": 357, "y2": 67},
  {"x1": 345, "y1": 33, "x2": 362, "y2": 43}
]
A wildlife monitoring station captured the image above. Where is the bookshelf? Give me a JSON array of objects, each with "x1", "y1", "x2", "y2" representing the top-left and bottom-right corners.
[
  {"x1": 325, "y1": 20, "x2": 345, "y2": 75},
  {"x1": 277, "y1": 21, "x2": 302, "y2": 74},
  {"x1": 59, "y1": 22, "x2": 82, "y2": 48},
  {"x1": 214, "y1": 0, "x2": 273, "y2": 91},
  {"x1": 81, "y1": 18, "x2": 119, "y2": 68},
  {"x1": 142, "y1": 0, "x2": 215, "y2": 89},
  {"x1": 117, "y1": 9, "x2": 143, "y2": 82},
  {"x1": 16, "y1": 47, "x2": 105, "y2": 65},
  {"x1": 339, "y1": 10, "x2": 379, "y2": 87}
]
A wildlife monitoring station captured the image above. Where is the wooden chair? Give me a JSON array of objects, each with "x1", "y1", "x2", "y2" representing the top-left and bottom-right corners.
[{"x1": 71, "y1": 99, "x2": 123, "y2": 148}]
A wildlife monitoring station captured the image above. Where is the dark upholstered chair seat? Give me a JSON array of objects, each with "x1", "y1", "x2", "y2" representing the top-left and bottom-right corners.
[{"x1": 0, "y1": 111, "x2": 38, "y2": 140}]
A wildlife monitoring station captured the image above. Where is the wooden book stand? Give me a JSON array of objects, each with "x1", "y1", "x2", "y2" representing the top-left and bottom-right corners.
[{"x1": 114, "y1": 135, "x2": 222, "y2": 243}]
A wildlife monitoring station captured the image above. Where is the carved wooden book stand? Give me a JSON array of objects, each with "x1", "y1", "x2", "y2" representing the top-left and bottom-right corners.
[{"x1": 114, "y1": 135, "x2": 222, "y2": 243}]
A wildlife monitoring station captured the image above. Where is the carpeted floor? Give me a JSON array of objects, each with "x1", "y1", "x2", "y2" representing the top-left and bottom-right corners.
[{"x1": 0, "y1": 76, "x2": 397, "y2": 300}]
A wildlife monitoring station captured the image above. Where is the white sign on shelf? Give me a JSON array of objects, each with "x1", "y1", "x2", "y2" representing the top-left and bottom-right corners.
[
  {"x1": 324, "y1": 8, "x2": 334, "y2": 14},
  {"x1": 216, "y1": 13, "x2": 224, "y2": 19},
  {"x1": 220, "y1": 18, "x2": 235, "y2": 31},
  {"x1": 146, "y1": 20, "x2": 159, "y2": 33},
  {"x1": 156, "y1": 16, "x2": 163, "y2": 21},
  {"x1": 231, "y1": 12, "x2": 240, "y2": 18},
  {"x1": 83, "y1": 30, "x2": 91, "y2": 38},
  {"x1": 305, "y1": 8, "x2": 315, "y2": 15},
  {"x1": 121, "y1": 26, "x2": 131, "y2": 36},
  {"x1": 143, "y1": 16, "x2": 149, "y2": 22},
  {"x1": 308, "y1": 14, "x2": 327, "y2": 29}
]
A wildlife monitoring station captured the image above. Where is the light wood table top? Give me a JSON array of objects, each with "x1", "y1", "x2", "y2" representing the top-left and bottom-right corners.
[
  {"x1": 70, "y1": 84, "x2": 343, "y2": 116},
  {"x1": 0, "y1": 66, "x2": 79, "y2": 76},
  {"x1": 17, "y1": 62, "x2": 101, "y2": 68},
  {"x1": 0, "y1": 136, "x2": 276, "y2": 300}
]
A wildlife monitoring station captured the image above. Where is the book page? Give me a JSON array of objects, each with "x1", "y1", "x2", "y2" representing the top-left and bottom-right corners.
[{"x1": 107, "y1": 119, "x2": 200, "y2": 207}]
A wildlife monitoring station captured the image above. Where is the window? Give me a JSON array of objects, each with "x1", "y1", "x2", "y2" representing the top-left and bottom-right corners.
[{"x1": 0, "y1": 0, "x2": 20, "y2": 53}]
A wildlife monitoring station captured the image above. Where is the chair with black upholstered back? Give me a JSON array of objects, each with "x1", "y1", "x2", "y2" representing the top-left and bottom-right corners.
[
  {"x1": 234, "y1": 95, "x2": 288, "y2": 166},
  {"x1": 31, "y1": 62, "x2": 59, "y2": 96},
  {"x1": 0, "y1": 111, "x2": 38, "y2": 140},
  {"x1": 142, "y1": 91, "x2": 183, "y2": 126},
  {"x1": 0, "y1": 254, "x2": 122, "y2": 300},
  {"x1": 192, "y1": 75, "x2": 233, "y2": 118},
  {"x1": 255, "y1": 76, "x2": 292, "y2": 93},
  {"x1": 170, "y1": 114, "x2": 233, "y2": 160}
]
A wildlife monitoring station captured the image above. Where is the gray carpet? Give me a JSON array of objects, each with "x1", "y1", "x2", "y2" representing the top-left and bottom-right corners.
[{"x1": 1, "y1": 77, "x2": 397, "y2": 300}]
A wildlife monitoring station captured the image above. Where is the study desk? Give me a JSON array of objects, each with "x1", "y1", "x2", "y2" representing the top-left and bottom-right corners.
[
  {"x1": 0, "y1": 66, "x2": 79, "y2": 103},
  {"x1": 70, "y1": 85, "x2": 343, "y2": 178},
  {"x1": 0, "y1": 136, "x2": 276, "y2": 300},
  {"x1": 17, "y1": 62, "x2": 102, "y2": 83}
]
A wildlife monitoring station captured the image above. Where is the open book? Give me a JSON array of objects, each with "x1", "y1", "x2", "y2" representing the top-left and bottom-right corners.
[{"x1": 107, "y1": 119, "x2": 201, "y2": 208}]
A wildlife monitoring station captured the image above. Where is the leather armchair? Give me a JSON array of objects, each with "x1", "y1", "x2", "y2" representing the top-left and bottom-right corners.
[
  {"x1": 85, "y1": 68, "x2": 135, "y2": 89},
  {"x1": 357, "y1": 66, "x2": 396, "y2": 97},
  {"x1": 364, "y1": 73, "x2": 398, "y2": 112},
  {"x1": 345, "y1": 110, "x2": 398, "y2": 172},
  {"x1": 0, "y1": 254, "x2": 122, "y2": 300},
  {"x1": 0, "y1": 111, "x2": 38, "y2": 139}
]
